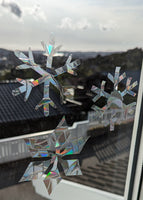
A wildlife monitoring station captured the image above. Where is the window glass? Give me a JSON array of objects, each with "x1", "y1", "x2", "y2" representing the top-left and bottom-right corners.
[{"x1": 0, "y1": 0, "x2": 142, "y2": 199}]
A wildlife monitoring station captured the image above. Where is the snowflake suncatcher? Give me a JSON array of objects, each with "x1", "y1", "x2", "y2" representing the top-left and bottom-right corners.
[
  {"x1": 20, "y1": 116, "x2": 88, "y2": 195},
  {"x1": 91, "y1": 67, "x2": 138, "y2": 131},
  {"x1": 12, "y1": 35, "x2": 80, "y2": 116}
]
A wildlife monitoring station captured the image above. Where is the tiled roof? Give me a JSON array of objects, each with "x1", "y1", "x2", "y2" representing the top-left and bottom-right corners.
[
  {"x1": 64, "y1": 122, "x2": 133, "y2": 196},
  {"x1": 64, "y1": 153, "x2": 128, "y2": 196},
  {"x1": 0, "y1": 82, "x2": 69, "y2": 124}
]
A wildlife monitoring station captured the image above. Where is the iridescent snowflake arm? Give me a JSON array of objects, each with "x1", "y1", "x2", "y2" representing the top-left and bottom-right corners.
[
  {"x1": 19, "y1": 161, "x2": 50, "y2": 182},
  {"x1": 61, "y1": 159, "x2": 82, "y2": 176},
  {"x1": 41, "y1": 41, "x2": 62, "y2": 68},
  {"x1": 91, "y1": 81, "x2": 110, "y2": 103},
  {"x1": 12, "y1": 75, "x2": 55, "y2": 101},
  {"x1": 107, "y1": 66, "x2": 126, "y2": 90},
  {"x1": 43, "y1": 156, "x2": 61, "y2": 195},
  {"x1": 55, "y1": 54, "x2": 80, "y2": 76},
  {"x1": 121, "y1": 77, "x2": 138, "y2": 97},
  {"x1": 35, "y1": 79, "x2": 57, "y2": 117},
  {"x1": 15, "y1": 49, "x2": 48, "y2": 76}
]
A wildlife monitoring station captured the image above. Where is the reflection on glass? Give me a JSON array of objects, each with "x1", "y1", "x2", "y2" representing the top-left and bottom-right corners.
[
  {"x1": 0, "y1": 0, "x2": 143, "y2": 198},
  {"x1": 63, "y1": 63, "x2": 141, "y2": 196}
]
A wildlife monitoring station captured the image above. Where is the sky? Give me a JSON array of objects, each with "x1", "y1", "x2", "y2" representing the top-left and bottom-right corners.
[{"x1": 0, "y1": 0, "x2": 143, "y2": 51}]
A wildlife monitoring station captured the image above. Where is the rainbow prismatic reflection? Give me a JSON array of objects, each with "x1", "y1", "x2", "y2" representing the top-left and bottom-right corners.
[{"x1": 20, "y1": 116, "x2": 88, "y2": 195}]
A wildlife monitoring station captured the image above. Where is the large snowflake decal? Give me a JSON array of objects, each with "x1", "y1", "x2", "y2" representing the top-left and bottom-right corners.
[
  {"x1": 12, "y1": 35, "x2": 80, "y2": 116},
  {"x1": 91, "y1": 67, "x2": 138, "y2": 131},
  {"x1": 20, "y1": 116, "x2": 88, "y2": 195}
]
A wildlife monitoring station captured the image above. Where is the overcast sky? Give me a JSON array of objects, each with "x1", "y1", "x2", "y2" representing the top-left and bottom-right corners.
[{"x1": 0, "y1": 0, "x2": 143, "y2": 51}]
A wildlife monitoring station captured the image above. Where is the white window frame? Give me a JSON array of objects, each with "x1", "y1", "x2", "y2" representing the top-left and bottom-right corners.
[{"x1": 124, "y1": 62, "x2": 143, "y2": 200}]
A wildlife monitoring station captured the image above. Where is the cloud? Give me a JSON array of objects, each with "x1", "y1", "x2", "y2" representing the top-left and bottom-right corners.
[
  {"x1": 58, "y1": 17, "x2": 91, "y2": 30},
  {"x1": 77, "y1": 19, "x2": 91, "y2": 30},
  {"x1": 0, "y1": 0, "x2": 142, "y2": 51},
  {"x1": 30, "y1": 4, "x2": 47, "y2": 21},
  {"x1": 1, "y1": 0, "x2": 22, "y2": 18},
  {"x1": 59, "y1": 17, "x2": 74, "y2": 30},
  {"x1": 99, "y1": 20, "x2": 118, "y2": 31}
]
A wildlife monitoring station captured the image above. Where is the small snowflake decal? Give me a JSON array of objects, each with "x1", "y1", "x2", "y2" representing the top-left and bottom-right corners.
[{"x1": 91, "y1": 67, "x2": 138, "y2": 131}]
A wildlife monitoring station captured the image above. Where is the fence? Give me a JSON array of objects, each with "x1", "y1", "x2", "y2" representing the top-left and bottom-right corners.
[{"x1": 0, "y1": 120, "x2": 89, "y2": 164}]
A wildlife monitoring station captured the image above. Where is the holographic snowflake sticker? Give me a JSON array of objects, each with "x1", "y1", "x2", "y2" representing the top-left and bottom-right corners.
[
  {"x1": 91, "y1": 67, "x2": 138, "y2": 131},
  {"x1": 20, "y1": 116, "x2": 88, "y2": 195},
  {"x1": 12, "y1": 34, "x2": 80, "y2": 116}
]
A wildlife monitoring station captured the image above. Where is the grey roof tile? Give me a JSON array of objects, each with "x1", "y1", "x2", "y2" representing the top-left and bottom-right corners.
[{"x1": 0, "y1": 82, "x2": 69, "y2": 123}]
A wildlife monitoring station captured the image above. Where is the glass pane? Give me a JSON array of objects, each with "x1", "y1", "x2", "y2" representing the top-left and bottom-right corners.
[
  {"x1": 63, "y1": 63, "x2": 142, "y2": 196},
  {"x1": 0, "y1": 0, "x2": 142, "y2": 199}
]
